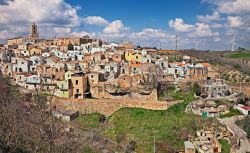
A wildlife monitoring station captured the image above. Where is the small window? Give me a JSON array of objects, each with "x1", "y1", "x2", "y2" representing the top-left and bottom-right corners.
[
  {"x1": 91, "y1": 75, "x2": 94, "y2": 78},
  {"x1": 76, "y1": 89, "x2": 79, "y2": 93},
  {"x1": 76, "y1": 80, "x2": 78, "y2": 85},
  {"x1": 100, "y1": 65, "x2": 105, "y2": 69},
  {"x1": 134, "y1": 68, "x2": 136, "y2": 71}
]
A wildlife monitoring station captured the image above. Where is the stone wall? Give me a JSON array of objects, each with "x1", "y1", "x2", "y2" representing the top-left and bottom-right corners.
[
  {"x1": 90, "y1": 85, "x2": 158, "y2": 101},
  {"x1": 51, "y1": 97, "x2": 180, "y2": 116}
]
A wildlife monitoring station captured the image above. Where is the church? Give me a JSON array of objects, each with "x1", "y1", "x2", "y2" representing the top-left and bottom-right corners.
[
  {"x1": 7, "y1": 22, "x2": 40, "y2": 45},
  {"x1": 29, "y1": 22, "x2": 39, "y2": 42}
]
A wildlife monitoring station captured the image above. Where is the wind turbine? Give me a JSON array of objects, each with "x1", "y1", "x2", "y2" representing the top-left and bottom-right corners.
[
  {"x1": 195, "y1": 41, "x2": 199, "y2": 50},
  {"x1": 231, "y1": 34, "x2": 239, "y2": 51}
]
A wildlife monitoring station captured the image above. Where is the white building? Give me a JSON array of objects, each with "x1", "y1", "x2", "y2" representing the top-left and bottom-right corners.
[{"x1": 234, "y1": 104, "x2": 250, "y2": 115}]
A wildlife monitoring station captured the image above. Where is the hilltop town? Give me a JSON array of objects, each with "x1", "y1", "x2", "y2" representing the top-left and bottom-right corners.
[
  {"x1": 1, "y1": 23, "x2": 224, "y2": 100},
  {"x1": 0, "y1": 23, "x2": 250, "y2": 153}
]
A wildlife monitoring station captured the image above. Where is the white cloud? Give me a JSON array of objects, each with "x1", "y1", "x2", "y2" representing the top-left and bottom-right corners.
[
  {"x1": 218, "y1": 0, "x2": 250, "y2": 14},
  {"x1": 191, "y1": 23, "x2": 213, "y2": 37},
  {"x1": 211, "y1": 23, "x2": 223, "y2": 28},
  {"x1": 53, "y1": 27, "x2": 71, "y2": 34},
  {"x1": 169, "y1": 18, "x2": 194, "y2": 32},
  {"x1": 197, "y1": 11, "x2": 220, "y2": 22},
  {"x1": 131, "y1": 28, "x2": 168, "y2": 39},
  {"x1": 0, "y1": 0, "x2": 80, "y2": 26},
  {"x1": 0, "y1": 0, "x2": 82, "y2": 41},
  {"x1": 103, "y1": 20, "x2": 128, "y2": 34},
  {"x1": 0, "y1": 30, "x2": 13, "y2": 39},
  {"x1": 227, "y1": 16, "x2": 244, "y2": 28},
  {"x1": 83, "y1": 16, "x2": 109, "y2": 26}
]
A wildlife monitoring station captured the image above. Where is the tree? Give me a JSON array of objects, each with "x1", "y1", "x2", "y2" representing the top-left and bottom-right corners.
[
  {"x1": 125, "y1": 141, "x2": 136, "y2": 153},
  {"x1": 193, "y1": 82, "x2": 201, "y2": 96},
  {"x1": 0, "y1": 77, "x2": 81, "y2": 153}
]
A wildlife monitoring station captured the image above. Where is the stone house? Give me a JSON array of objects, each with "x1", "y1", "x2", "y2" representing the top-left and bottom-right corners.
[
  {"x1": 7, "y1": 37, "x2": 24, "y2": 45},
  {"x1": 15, "y1": 72, "x2": 27, "y2": 87},
  {"x1": 90, "y1": 52, "x2": 106, "y2": 62},
  {"x1": 104, "y1": 62, "x2": 120, "y2": 80},
  {"x1": 193, "y1": 129, "x2": 222, "y2": 153},
  {"x1": 184, "y1": 141, "x2": 195, "y2": 153},
  {"x1": 201, "y1": 63, "x2": 219, "y2": 79},
  {"x1": 20, "y1": 50, "x2": 30, "y2": 57},
  {"x1": 55, "y1": 71, "x2": 74, "y2": 98},
  {"x1": 155, "y1": 57, "x2": 168, "y2": 70},
  {"x1": 59, "y1": 44, "x2": 74, "y2": 52},
  {"x1": 142, "y1": 54, "x2": 152, "y2": 63},
  {"x1": 29, "y1": 47, "x2": 43, "y2": 56},
  {"x1": 125, "y1": 50, "x2": 142, "y2": 63},
  {"x1": 52, "y1": 110, "x2": 79, "y2": 122},
  {"x1": 118, "y1": 74, "x2": 132, "y2": 89},
  {"x1": 25, "y1": 74, "x2": 41, "y2": 90},
  {"x1": 29, "y1": 56, "x2": 43, "y2": 72},
  {"x1": 36, "y1": 65, "x2": 64, "y2": 80},
  {"x1": 111, "y1": 53, "x2": 123, "y2": 62},
  {"x1": 67, "y1": 50, "x2": 84, "y2": 61},
  {"x1": 71, "y1": 73, "x2": 88, "y2": 99},
  {"x1": 167, "y1": 63, "x2": 184, "y2": 78},
  {"x1": 40, "y1": 76, "x2": 57, "y2": 92},
  {"x1": 86, "y1": 72, "x2": 100, "y2": 86},
  {"x1": 18, "y1": 43, "x2": 31, "y2": 50},
  {"x1": 130, "y1": 62, "x2": 143, "y2": 75},
  {"x1": 0, "y1": 62, "x2": 13, "y2": 77},
  {"x1": 53, "y1": 37, "x2": 89, "y2": 46},
  {"x1": 200, "y1": 79, "x2": 231, "y2": 99},
  {"x1": 120, "y1": 62, "x2": 131, "y2": 75},
  {"x1": 13, "y1": 49, "x2": 22, "y2": 57},
  {"x1": 186, "y1": 64, "x2": 208, "y2": 80},
  {"x1": 0, "y1": 51, "x2": 9, "y2": 62},
  {"x1": 12, "y1": 57, "x2": 32, "y2": 73}
]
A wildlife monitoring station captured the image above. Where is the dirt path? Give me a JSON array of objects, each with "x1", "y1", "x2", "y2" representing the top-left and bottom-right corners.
[{"x1": 219, "y1": 116, "x2": 250, "y2": 153}]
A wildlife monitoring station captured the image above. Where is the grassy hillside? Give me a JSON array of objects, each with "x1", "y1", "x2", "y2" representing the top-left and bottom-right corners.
[
  {"x1": 225, "y1": 52, "x2": 250, "y2": 59},
  {"x1": 76, "y1": 92, "x2": 206, "y2": 152},
  {"x1": 75, "y1": 92, "x2": 223, "y2": 152},
  {"x1": 219, "y1": 139, "x2": 231, "y2": 153},
  {"x1": 104, "y1": 107, "x2": 201, "y2": 152}
]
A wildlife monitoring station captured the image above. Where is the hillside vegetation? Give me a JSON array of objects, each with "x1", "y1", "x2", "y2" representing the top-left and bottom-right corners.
[
  {"x1": 76, "y1": 92, "x2": 220, "y2": 152},
  {"x1": 225, "y1": 52, "x2": 250, "y2": 59}
]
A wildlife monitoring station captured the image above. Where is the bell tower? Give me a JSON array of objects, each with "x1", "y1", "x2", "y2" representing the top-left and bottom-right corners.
[{"x1": 29, "y1": 22, "x2": 39, "y2": 40}]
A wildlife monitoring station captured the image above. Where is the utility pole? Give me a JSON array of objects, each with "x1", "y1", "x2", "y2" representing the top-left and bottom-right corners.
[
  {"x1": 153, "y1": 135, "x2": 156, "y2": 153},
  {"x1": 240, "y1": 74, "x2": 242, "y2": 93},
  {"x1": 175, "y1": 35, "x2": 178, "y2": 51}
]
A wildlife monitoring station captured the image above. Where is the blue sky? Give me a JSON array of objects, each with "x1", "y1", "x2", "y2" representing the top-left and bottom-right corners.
[
  {"x1": 69, "y1": 0, "x2": 207, "y2": 31},
  {"x1": 0, "y1": 0, "x2": 250, "y2": 50}
]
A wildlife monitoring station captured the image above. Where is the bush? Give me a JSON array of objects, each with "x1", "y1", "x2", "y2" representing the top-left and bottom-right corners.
[
  {"x1": 236, "y1": 116, "x2": 250, "y2": 138},
  {"x1": 220, "y1": 109, "x2": 242, "y2": 118}
]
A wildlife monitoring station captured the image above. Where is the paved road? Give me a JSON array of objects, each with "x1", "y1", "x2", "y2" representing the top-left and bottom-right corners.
[{"x1": 219, "y1": 116, "x2": 250, "y2": 153}]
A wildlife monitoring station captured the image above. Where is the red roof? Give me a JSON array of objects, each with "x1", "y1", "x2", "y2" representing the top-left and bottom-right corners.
[{"x1": 240, "y1": 106, "x2": 250, "y2": 111}]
